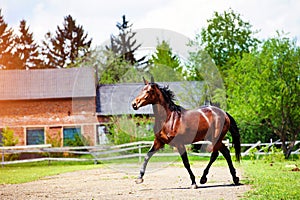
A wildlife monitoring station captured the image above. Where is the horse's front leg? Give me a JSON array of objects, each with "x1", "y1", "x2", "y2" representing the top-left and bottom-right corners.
[
  {"x1": 136, "y1": 138, "x2": 164, "y2": 184},
  {"x1": 177, "y1": 144, "x2": 197, "y2": 189}
]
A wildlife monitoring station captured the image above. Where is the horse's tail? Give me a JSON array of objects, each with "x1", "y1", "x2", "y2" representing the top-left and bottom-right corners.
[{"x1": 226, "y1": 112, "x2": 241, "y2": 162}]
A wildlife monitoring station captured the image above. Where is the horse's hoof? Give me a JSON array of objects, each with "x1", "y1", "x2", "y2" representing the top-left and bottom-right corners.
[
  {"x1": 233, "y1": 177, "x2": 240, "y2": 185},
  {"x1": 191, "y1": 184, "x2": 198, "y2": 189},
  {"x1": 200, "y1": 177, "x2": 207, "y2": 184},
  {"x1": 135, "y1": 178, "x2": 144, "y2": 184}
]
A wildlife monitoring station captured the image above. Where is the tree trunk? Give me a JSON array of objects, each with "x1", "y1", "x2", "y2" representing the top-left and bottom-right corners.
[{"x1": 281, "y1": 139, "x2": 296, "y2": 159}]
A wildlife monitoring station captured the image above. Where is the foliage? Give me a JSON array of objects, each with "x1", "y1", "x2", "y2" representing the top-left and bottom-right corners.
[
  {"x1": 41, "y1": 15, "x2": 92, "y2": 68},
  {"x1": 0, "y1": 127, "x2": 19, "y2": 161},
  {"x1": 0, "y1": 161, "x2": 101, "y2": 184},
  {"x1": 0, "y1": 127, "x2": 19, "y2": 146},
  {"x1": 199, "y1": 8, "x2": 259, "y2": 74},
  {"x1": 243, "y1": 160, "x2": 300, "y2": 199},
  {"x1": 0, "y1": 9, "x2": 19, "y2": 69},
  {"x1": 98, "y1": 49, "x2": 134, "y2": 84},
  {"x1": 101, "y1": 15, "x2": 145, "y2": 84},
  {"x1": 226, "y1": 34, "x2": 300, "y2": 158},
  {"x1": 186, "y1": 42, "x2": 226, "y2": 108},
  {"x1": 108, "y1": 115, "x2": 154, "y2": 145},
  {"x1": 14, "y1": 20, "x2": 43, "y2": 69},
  {"x1": 64, "y1": 133, "x2": 90, "y2": 147},
  {"x1": 46, "y1": 131, "x2": 62, "y2": 147},
  {"x1": 261, "y1": 145, "x2": 285, "y2": 163},
  {"x1": 106, "y1": 15, "x2": 145, "y2": 65},
  {"x1": 148, "y1": 40, "x2": 183, "y2": 81}
]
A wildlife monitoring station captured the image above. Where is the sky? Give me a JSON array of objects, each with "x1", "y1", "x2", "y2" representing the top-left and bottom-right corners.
[{"x1": 1, "y1": 0, "x2": 300, "y2": 47}]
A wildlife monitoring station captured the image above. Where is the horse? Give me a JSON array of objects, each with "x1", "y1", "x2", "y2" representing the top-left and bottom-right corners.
[{"x1": 131, "y1": 77, "x2": 241, "y2": 188}]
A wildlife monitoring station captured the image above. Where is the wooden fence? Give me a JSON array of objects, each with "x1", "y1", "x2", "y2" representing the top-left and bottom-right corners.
[{"x1": 1, "y1": 140, "x2": 300, "y2": 167}]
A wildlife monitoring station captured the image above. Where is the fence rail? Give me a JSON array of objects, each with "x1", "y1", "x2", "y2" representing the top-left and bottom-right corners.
[{"x1": 1, "y1": 140, "x2": 299, "y2": 167}]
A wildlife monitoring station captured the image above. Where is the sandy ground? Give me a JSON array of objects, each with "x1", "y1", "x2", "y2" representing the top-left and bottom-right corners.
[{"x1": 0, "y1": 162, "x2": 251, "y2": 200}]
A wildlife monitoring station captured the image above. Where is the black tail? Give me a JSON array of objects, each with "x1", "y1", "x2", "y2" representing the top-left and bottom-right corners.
[{"x1": 226, "y1": 112, "x2": 241, "y2": 162}]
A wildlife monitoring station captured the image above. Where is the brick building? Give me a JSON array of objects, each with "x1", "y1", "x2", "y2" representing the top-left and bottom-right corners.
[
  {"x1": 0, "y1": 68, "x2": 99, "y2": 146},
  {"x1": 0, "y1": 67, "x2": 203, "y2": 147}
]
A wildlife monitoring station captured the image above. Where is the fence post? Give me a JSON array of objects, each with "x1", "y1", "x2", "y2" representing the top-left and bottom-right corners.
[
  {"x1": 1, "y1": 149, "x2": 4, "y2": 168},
  {"x1": 138, "y1": 143, "x2": 142, "y2": 163}
]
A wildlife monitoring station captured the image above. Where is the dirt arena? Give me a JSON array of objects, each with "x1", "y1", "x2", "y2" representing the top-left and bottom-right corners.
[{"x1": 0, "y1": 162, "x2": 251, "y2": 200}]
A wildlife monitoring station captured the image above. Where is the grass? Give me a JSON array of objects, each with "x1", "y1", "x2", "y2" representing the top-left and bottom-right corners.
[
  {"x1": 0, "y1": 161, "x2": 102, "y2": 184},
  {"x1": 242, "y1": 159, "x2": 300, "y2": 200}
]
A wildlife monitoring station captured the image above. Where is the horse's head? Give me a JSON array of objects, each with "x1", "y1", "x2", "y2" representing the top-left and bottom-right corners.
[{"x1": 132, "y1": 77, "x2": 160, "y2": 110}]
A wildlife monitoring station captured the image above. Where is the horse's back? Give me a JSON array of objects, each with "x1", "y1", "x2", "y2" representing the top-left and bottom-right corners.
[{"x1": 181, "y1": 105, "x2": 229, "y2": 143}]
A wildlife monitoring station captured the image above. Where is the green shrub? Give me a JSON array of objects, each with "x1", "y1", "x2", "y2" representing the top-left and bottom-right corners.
[
  {"x1": 46, "y1": 131, "x2": 62, "y2": 147},
  {"x1": 1, "y1": 127, "x2": 19, "y2": 146},
  {"x1": 1, "y1": 127, "x2": 19, "y2": 161},
  {"x1": 262, "y1": 145, "x2": 285, "y2": 163},
  {"x1": 108, "y1": 115, "x2": 154, "y2": 145},
  {"x1": 64, "y1": 133, "x2": 90, "y2": 147}
]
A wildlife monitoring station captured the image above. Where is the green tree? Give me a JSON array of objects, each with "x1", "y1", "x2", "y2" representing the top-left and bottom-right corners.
[
  {"x1": 1, "y1": 127, "x2": 19, "y2": 146},
  {"x1": 42, "y1": 15, "x2": 92, "y2": 68},
  {"x1": 148, "y1": 40, "x2": 183, "y2": 81},
  {"x1": 98, "y1": 48, "x2": 134, "y2": 84},
  {"x1": 100, "y1": 15, "x2": 145, "y2": 84},
  {"x1": 15, "y1": 20, "x2": 43, "y2": 69},
  {"x1": 0, "y1": 9, "x2": 19, "y2": 69},
  {"x1": 106, "y1": 15, "x2": 144, "y2": 65},
  {"x1": 226, "y1": 34, "x2": 300, "y2": 158},
  {"x1": 199, "y1": 8, "x2": 259, "y2": 74},
  {"x1": 186, "y1": 41, "x2": 226, "y2": 108}
]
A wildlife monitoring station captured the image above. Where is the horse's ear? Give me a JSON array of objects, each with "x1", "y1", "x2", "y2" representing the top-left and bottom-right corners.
[
  {"x1": 150, "y1": 76, "x2": 154, "y2": 83},
  {"x1": 143, "y1": 77, "x2": 149, "y2": 85}
]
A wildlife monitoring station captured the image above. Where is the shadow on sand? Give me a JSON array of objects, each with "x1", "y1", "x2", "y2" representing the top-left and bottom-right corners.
[{"x1": 161, "y1": 183, "x2": 244, "y2": 190}]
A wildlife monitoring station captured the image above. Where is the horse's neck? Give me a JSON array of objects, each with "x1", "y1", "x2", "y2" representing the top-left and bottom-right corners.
[
  {"x1": 152, "y1": 103, "x2": 171, "y2": 133},
  {"x1": 152, "y1": 103, "x2": 171, "y2": 118}
]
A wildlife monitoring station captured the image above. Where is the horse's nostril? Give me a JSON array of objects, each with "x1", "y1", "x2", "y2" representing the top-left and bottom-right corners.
[{"x1": 132, "y1": 102, "x2": 138, "y2": 110}]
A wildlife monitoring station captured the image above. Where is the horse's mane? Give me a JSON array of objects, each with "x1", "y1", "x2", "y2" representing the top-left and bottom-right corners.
[{"x1": 153, "y1": 83, "x2": 182, "y2": 112}]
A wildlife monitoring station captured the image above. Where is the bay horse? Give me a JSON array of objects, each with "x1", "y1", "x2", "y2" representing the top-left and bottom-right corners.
[{"x1": 131, "y1": 77, "x2": 241, "y2": 188}]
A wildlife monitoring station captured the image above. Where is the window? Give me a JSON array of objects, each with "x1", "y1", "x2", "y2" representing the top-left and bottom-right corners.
[
  {"x1": 96, "y1": 125, "x2": 109, "y2": 145},
  {"x1": 63, "y1": 127, "x2": 81, "y2": 146},
  {"x1": 26, "y1": 128, "x2": 45, "y2": 145}
]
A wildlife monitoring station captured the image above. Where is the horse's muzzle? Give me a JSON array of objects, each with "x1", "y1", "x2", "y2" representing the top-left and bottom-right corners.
[{"x1": 132, "y1": 101, "x2": 138, "y2": 110}]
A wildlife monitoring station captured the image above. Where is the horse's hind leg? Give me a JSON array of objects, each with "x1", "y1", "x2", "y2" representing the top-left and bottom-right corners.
[
  {"x1": 200, "y1": 151, "x2": 219, "y2": 184},
  {"x1": 177, "y1": 145, "x2": 197, "y2": 188},
  {"x1": 219, "y1": 143, "x2": 239, "y2": 185}
]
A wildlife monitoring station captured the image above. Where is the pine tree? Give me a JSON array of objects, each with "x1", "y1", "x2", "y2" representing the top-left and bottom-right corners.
[
  {"x1": 148, "y1": 40, "x2": 183, "y2": 81},
  {"x1": 106, "y1": 15, "x2": 145, "y2": 65},
  {"x1": 100, "y1": 15, "x2": 146, "y2": 84},
  {"x1": 15, "y1": 20, "x2": 43, "y2": 69},
  {"x1": 42, "y1": 15, "x2": 92, "y2": 68},
  {"x1": 0, "y1": 9, "x2": 18, "y2": 69}
]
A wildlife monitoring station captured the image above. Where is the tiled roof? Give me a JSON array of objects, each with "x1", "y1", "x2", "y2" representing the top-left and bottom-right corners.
[
  {"x1": 97, "y1": 81, "x2": 203, "y2": 115},
  {"x1": 0, "y1": 67, "x2": 96, "y2": 100}
]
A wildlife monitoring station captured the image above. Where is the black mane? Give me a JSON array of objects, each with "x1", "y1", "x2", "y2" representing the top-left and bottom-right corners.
[{"x1": 153, "y1": 83, "x2": 182, "y2": 112}]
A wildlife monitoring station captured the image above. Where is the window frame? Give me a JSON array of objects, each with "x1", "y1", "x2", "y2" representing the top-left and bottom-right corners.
[
  {"x1": 62, "y1": 126, "x2": 82, "y2": 146},
  {"x1": 26, "y1": 127, "x2": 45, "y2": 145}
]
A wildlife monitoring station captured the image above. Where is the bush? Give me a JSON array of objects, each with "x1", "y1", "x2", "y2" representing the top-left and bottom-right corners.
[
  {"x1": 1, "y1": 127, "x2": 19, "y2": 161},
  {"x1": 108, "y1": 115, "x2": 154, "y2": 145},
  {"x1": 46, "y1": 131, "x2": 62, "y2": 147},
  {"x1": 64, "y1": 133, "x2": 90, "y2": 147},
  {"x1": 1, "y1": 127, "x2": 19, "y2": 146}
]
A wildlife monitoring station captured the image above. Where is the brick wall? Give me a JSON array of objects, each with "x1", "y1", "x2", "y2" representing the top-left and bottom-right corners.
[{"x1": 0, "y1": 97, "x2": 99, "y2": 146}]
